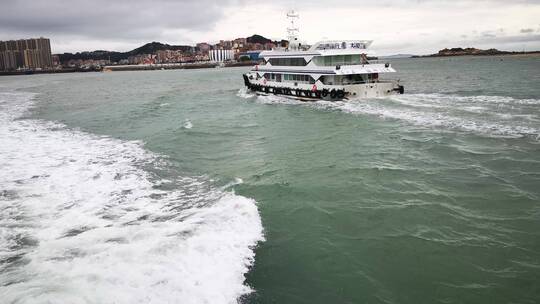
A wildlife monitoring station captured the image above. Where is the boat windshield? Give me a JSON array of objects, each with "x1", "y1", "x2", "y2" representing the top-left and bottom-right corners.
[
  {"x1": 313, "y1": 55, "x2": 369, "y2": 66},
  {"x1": 321, "y1": 73, "x2": 379, "y2": 85}
]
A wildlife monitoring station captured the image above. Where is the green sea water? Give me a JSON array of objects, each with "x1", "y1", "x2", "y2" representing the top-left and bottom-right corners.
[{"x1": 1, "y1": 56, "x2": 539, "y2": 304}]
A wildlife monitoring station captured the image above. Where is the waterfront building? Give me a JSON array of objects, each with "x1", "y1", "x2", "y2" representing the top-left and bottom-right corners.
[
  {"x1": 233, "y1": 38, "x2": 247, "y2": 50},
  {"x1": 0, "y1": 50, "x2": 21, "y2": 71},
  {"x1": 52, "y1": 55, "x2": 61, "y2": 66},
  {"x1": 264, "y1": 42, "x2": 276, "y2": 50},
  {"x1": 237, "y1": 51, "x2": 262, "y2": 61},
  {"x1": 217, "y1": 40, "x2": 233, "y2": 50},
  {"x1": 23, "y1": 49, "x2": 41, "y2": 69},
  {"x1": 196, "y1": 43, "x2": 211, "y2": 53},
  {"x1": 0, "y1": 37, "x2": 52, "y2": 71},
  {"x1": 208, "y1": 49, "x2": 234, "y2": 62}
]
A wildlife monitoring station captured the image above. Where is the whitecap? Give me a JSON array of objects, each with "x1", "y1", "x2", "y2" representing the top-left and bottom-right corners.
[
  {"x1": 236, "y1": 87, "x2": 255, "y2": 99},
  {"x1": 0, "y1": 90, "x2": 264, "y2": 304},
  {"x1": 182, "y1": 119, "x2": 193, "y2": 129}
]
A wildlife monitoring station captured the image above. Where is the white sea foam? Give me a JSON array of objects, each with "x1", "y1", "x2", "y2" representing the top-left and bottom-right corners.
[
  {"x1": 0, "y1": 91, "x2": 264, "y2": 304},
  {"x1": 338, "y1": 99, "x2": 540, "y2": 138},
  {"x1": 236, "y1": 87, "x2": 255, "y2": 99},
  {"x1": 391, "y1": 93, "x2": 540, "y2": 107},
  {"x1": 244, "y1": 91, "x2": 540, "y2": 139},
  {"x1": 183, "y1": 119, "x2": 193, "y2": 129}
]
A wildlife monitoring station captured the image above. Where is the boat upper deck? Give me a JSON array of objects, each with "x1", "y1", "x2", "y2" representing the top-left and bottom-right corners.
[{"x1": 259, "y1": 40, "x2": 375, "y2": 58}]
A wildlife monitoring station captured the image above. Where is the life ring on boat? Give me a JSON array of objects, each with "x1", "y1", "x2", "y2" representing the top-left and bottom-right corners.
[
  {"x1": 321, "y1": 89, "x2": 329, "y2": 97},
  {"x1": 337, "y1": 90, "x2": 345, "y2": 99},
  {"x1": 330, "y1": 89, "x2": 337, "y2": 99}
]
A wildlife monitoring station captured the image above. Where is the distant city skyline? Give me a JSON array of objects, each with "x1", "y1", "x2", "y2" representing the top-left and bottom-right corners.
[{"x1": 1, "y1": 0, "x2": 539, "y2": 55}]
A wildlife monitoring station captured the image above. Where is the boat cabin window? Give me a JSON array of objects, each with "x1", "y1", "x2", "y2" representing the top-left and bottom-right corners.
[
  {"x1": 268, "y1": 58, "x2": 307, "y2": 66},
  {"x1": 264, "y1": 73, "x2": 315, "y2": 84},
  {"x1": 264, "y1": 73, "x2": 279, "y2": 82},
  {"x1": 313, "y1": 55, "x2": 367, "y2": 66},
  {"x1": 321, "y1": 73, "x2": 379, "y2": 85},
  {"x1": 283, "y1": 74, "x2": 315, "y2": 84}
]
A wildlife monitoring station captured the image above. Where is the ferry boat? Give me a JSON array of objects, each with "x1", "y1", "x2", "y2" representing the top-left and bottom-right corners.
[{"x1": 242, "y1": 10, "x2": 404, "y2": 101}]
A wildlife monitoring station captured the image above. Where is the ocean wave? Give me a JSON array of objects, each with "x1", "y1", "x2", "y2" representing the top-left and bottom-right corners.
[
  {"x1": 240, "y1": 89, "x2": 540, "y2": 140},
  {"x1": 182, "y1": 119, "x2": 193, "y2": 129},
  {"x1": 392, "y1": 93, "x2": 540, "y2": 106},
  {"x1": 0, "y1": 91, "x2": 264, "y2": 304},
  {"x1": 338, "y1": 99, "x2": 540, "y2": 139},
  {"x1": 236, "y1": 87, "x2": 255, "y2": 99}
]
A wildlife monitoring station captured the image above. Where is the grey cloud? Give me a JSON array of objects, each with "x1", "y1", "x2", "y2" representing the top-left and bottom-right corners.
[
  {"x1": 462, "y1": 27, "x2": 540, "y2": 44},
  {"x1": 471, "y1": 34, "x2": 540, "y2": 44},
  {"x1": 481, "y1": 31, "x2": 497, "y2": 38},
  {"x1": 2, "y1": 0, "x2": 539, "y2": 53},
  {"x1": 0, "y1": 0, "x2": 243, "y2": 42}
]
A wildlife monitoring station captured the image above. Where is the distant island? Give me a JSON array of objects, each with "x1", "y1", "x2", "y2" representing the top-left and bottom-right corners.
[{"x1": 413, "y1": 47, "x2": 540, "y2": 58}]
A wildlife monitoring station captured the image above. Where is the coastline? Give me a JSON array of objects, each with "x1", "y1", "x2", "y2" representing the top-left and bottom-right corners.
[
  {"x1": 3, "y1": 51, "x2": 539, "y2": 76},
  {"x1": 412, "y1": 51, "x2": 540, "y2": 58},
  {"x1": 0, "y1": 61, "x2": 256, "y2": 76}
]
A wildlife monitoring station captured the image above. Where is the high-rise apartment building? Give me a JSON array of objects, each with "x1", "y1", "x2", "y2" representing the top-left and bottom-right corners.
[{"x1": 0, "y1": 37, "x2": 53, "y2": 71}]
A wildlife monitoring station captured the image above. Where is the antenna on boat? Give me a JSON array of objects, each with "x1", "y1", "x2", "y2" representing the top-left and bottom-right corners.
[{"x1": 286, "y1": 9, "x2": 300, "y2": 50}]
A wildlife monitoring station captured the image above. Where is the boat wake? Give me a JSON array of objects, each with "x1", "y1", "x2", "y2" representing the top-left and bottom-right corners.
[
  {"x1": 0, "y1": 91, "x2": 264, "y2": 304},
  {"x1": 238, "y1": 88, "x2": 540, "y2": 140}
]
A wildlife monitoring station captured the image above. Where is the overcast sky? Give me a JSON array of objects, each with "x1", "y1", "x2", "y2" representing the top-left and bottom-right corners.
[{"x1": 1, "y1": 0, "x2": 539, "y2": 55}]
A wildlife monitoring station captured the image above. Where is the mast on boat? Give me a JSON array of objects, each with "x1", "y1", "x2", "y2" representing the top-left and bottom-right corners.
[{"x1": 286, "y1": 10, "x2": 300, "y2": 51}]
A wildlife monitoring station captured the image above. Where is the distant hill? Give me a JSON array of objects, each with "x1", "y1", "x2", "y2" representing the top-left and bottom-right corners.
[
  {"x1": 246, "y1": 34, "x2": 272, "y2": 44},
  {"x1": 57, "y1": 42, "x2": 194, "y2": 63},
  {"x1": 246, "y1": 34, "x2": 288, "y2": 47},
  {"x1": 127, "y1": 42, "x2": 193, "y2": 55},
  {"x1": 56, "y1": 36, "x2": 289, "y2": 64},
  {"x1": 57, "y1": 50, "x2": 124, "y2": 63},
  {"x1": 414, "y1": 47, "x2": 540, "y2": 58}
]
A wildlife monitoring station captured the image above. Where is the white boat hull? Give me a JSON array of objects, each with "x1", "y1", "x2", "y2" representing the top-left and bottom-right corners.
[{"x1": 243, "y1": 74, "x2": 404, "y2": 101}]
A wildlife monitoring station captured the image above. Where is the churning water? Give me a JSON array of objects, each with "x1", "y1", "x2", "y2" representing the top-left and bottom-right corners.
[{"x1": 0, "y1": 90, "x2": 263, "y2": 304}]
